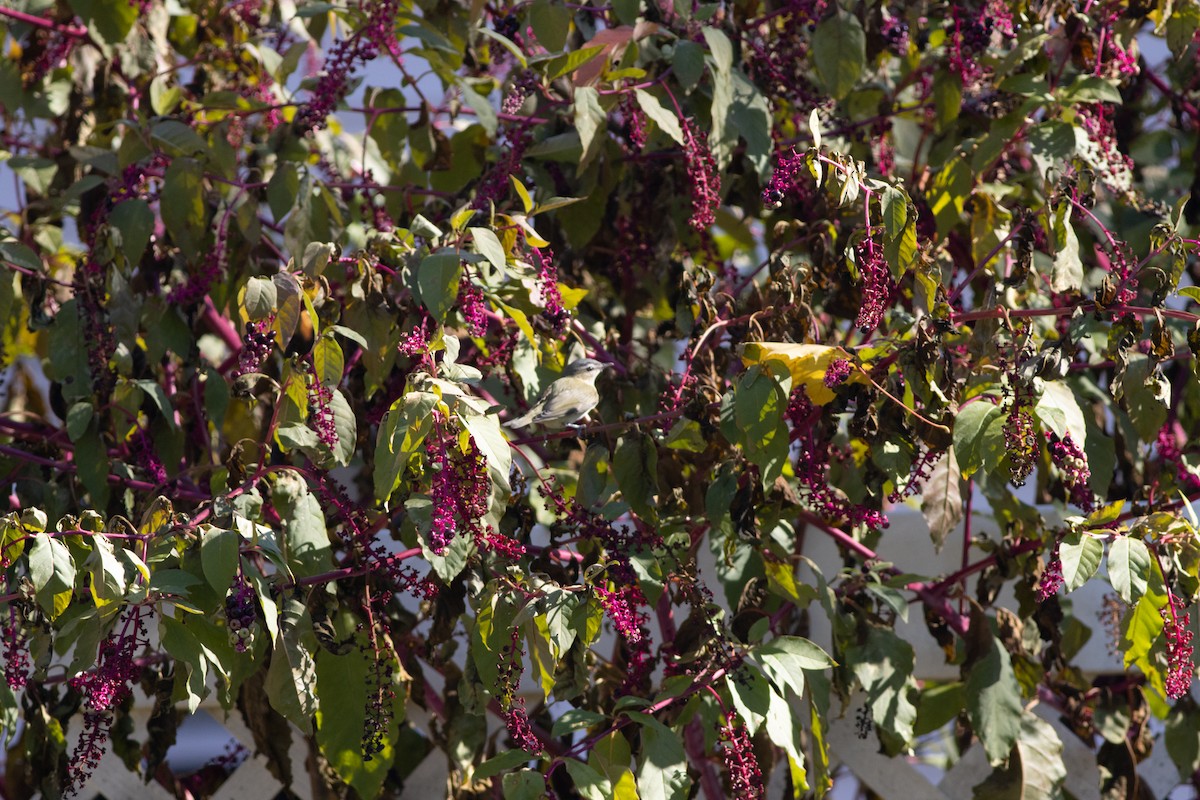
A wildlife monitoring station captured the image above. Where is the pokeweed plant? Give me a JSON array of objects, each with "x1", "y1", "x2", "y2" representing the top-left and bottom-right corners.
[{"x1": 0, "y1": 0, "x2": 1198, "y2": 798}]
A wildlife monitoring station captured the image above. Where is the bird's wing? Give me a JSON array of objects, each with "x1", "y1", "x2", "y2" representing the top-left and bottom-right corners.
[
  {"x1": 532, "y1": 390, "x2": 584, "y2": 423},
  {"x1": 508, "y1": 387, "x2": 551, "y2": 429}
]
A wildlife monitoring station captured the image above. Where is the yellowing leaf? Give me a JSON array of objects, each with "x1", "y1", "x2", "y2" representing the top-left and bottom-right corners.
[{"x1": 740, "y1": 342, "x2": 864, "y2": 405}]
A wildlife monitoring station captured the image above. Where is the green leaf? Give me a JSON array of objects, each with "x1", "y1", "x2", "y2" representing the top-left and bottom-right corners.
[
  {"x1": 1116, "y1": 355, "x2": 1169, "y2": 442},
  {"x1": 847, "y1": 625, "x2": 918, "y2": 749},
  {"x1": 529, "y1": 0, "x2": 570, "y2": 51},
  {"x1": 613, "y1": 433, "x2": 659, "y2": 523},
  {"x1": 328, "y1": 389, "x2": 356, "y2": 468},
  {"x1": 470, "y1": 227, "x2": 507, "y2": 272},
  {"x1": 756, "y1": 636, "x2": 834, "y2": 698},
  {"x1": 542, "y1": 45, "x2": 607, "y2": 82},
  {"x1": 1166, "y1": 701, "x2": 1200, "y2": 781},
  {"x1": 953, "y1": 401, "x2": 1003, "y2": 478},
  {"x1": 264, "y1": 596, "x2": 318, "y2": 733},
  {"x1": 460, "y1": 410, "x2": 511, "y2": 494},
  {"x1": 701, "y1": 27, "x2": 734, "y2": 167},
  {"x1": 108, "y1": 200, "x2": 154, "y2": 266},
  {"x1": 921, "y1": 449, "x2": 963, "y2": 550},
  {"x1": 1058, "y1": 530, "x2": 1103, "y2": 592},
  {"x1": 880, "y1": 186, "x2": 909, "y2": 241},
  {"x1": 316, "y1": 646, "x2": 403, "y2": 798},
  {"x1": 627, "y1": 712, "x2": 688, "y2": 800},
  {"x1": 312, "y1": 335, "x2": 344, "y2": 389},
  {"x1": 200, "y1": 527, "x2": 239, "y2": 594},
  {"x1": 1050, "y1": 208, "x2": 1083, "y2": 293},
  {"x1": 271, "y1": 470, "x2": 332, "y2": 579},
  {"x1": 0, "y1": 240, "x2": 41, "y2": 271},
  {"x1": 1107, "y1": 536, "x2": 1150, "y2": 604},
  {"x1": 29, "y1": 533, "x2": 76, "y2": 619},
  {"x1": 417, "y1": 252, "x2": 463, "y2": 321},
  {"x1": 67, "y1": 0, "x2": 137, "y2": 45},
  {"x1": 477, "y1": 749, "x2": 533, "y2": 781},
  {"x1": 566, "y1": 757, "x2": 612, "y2": 800},
  {"x1": 503, "y1": 770, "x2": 546, "y2": 799},
  {"x1": 375, "y1": 391, "x2": 438, "y2": 506},
  {"x1": 1120, "y1": 572, "x2": 1167, "y2": 670},
  {"x1": 574, "y1": 86, "x2": 606, "y2": 170},
  {"x1": 672, "y1": 40, "x2": 705, "y2": 90},
  {"x1": 151, "y1": 119, "x2": 209, "y2": 158},
  {"x1": 634, "y1": 89, "x2": 684, "y2": 146},
  {"x1": 161, "y1": 158, "x2": 209, "y2": 256},
  {"x1": 966, "y1": 621, "x2": 1024, "y2": 765},
  {"x1": 1034, "y1": 381, "x2": 1086, "y2": 442},
  {"x1": 810, "y1": 9, "x2": 866, "y2": 100}
]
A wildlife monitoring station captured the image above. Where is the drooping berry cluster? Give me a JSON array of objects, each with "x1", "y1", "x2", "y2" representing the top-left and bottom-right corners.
[
  {"x1": 1037, "y1": 541, "x2": 1064, "y2": 602},
  {"x1": 1046, "y1": 432, "x2": 1095, "y2": 511},
  {"x1": 425, "y1": 414, "x2": 492, "y2": 554},
  {"x1": 502, "y1": 70, "x2": 539, "y2": 116},
  {"x1": 362, "y1": 644, "x2": 397, "y2": 760},
  {"x1": 854, "y1": 236, "x2": 892, "y2": 332},
  {"x1": 530, "y1": 246, "x2": 568, "y2": 334},
  {"x1": 129, "y1": 425, "x2": 168, "y2": 486},
  {"x1": 1161, "y1": 593, "x2": 1195, "y2": 700},
  {"x1": 306, "y1": 360, "x2": 340, "y2": 450},
  {"x1": 1003, "y1": 407, "x2": 1038, "y2": 487},
  {"x1": 888, "y1": 445, "x2": 942, "y2": 502},
  {"x1": 497, "y1": 627, "x2": 542, "y2": 752},
  {"x1": 621, "y1": 93, "x2": 647, "y2": 152},
  {"x1": 788, "y1": 387, "x2": 888, "y2": 531},
  {"x1": 682, "y1": 118, "x2": 720, "y2": 231},
  {"x1": 398, "y1": 315, "x2": 431, "y2": 357},
  {"x1": 719, "y1": 712, "x2": 764, "y2": 799},
  {"x1": 2, "y1": 605, "x2": 29, "y2": 690},
  {"x1": 762, "y1": 149, "x2": 807, "y2": 209},
  {"x1": 295, "y1": 0, "x2": 399, "y2": 132},
  {"x1": 457, "y1": 278, "x2": 488, "y2": 337},
  {"x1": 224, "y1": 575, "x2": 257, "y2": 653},
  {"x1": 473, "y1": 126, "x2": 531, "y2": 210},
  {"x1": 66, "y1": 611, "x2": 147, "y2": 794}
]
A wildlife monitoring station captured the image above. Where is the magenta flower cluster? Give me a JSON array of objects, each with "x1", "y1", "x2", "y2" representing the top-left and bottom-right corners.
[
  {"x1": 424, "y1": 414, "x2": 490, "y2": 554},
  {"x1": 2, "y1": 606, "x2": 29, "y2": 690},
  {"x1": 530, "y1": 246, "x2": 568, "y2": 333},
  {"x1": 457, "y1": 278, "x2": 488, "y2": 337},
  {"x1": 306, "y1": 360, "x2": 339, "y2": 450},
  {"x1": 682, "y1": 118, "x2": 719, "y2": 231},
  {"x1": 719, "y1": 712, "x2": 764, "y2": 799},
  {"x1": 786, "y1": 387, "x2": 887, "y2": 531},
  {"x1": 1037, "y1": 542, "x2": 1064, "y2": 602},
  {"x1": 1161, "y1": 593, "x2": 1195, "y2": 700},
  {"x1": 853, "y1": 237, "x2": 892, "y2": 332},
  {"x1": 295, "y1": 0, "x2": 399, "y2": 132},
  {"x1": 823, "y1": 357, "x2": 852, "y2": 388},
  {"x1": 66, "y1": 613, "x2": 147, "y2": 793}
]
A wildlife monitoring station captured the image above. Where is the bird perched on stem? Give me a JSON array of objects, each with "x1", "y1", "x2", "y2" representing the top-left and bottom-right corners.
[{"x1": 508, "y1": 358, "x2": 610, "y2": 430}]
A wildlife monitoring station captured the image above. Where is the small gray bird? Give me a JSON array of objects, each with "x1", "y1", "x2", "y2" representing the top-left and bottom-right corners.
[{"x1": 508, "y1": 358, "x2": 610, "y2": 429}]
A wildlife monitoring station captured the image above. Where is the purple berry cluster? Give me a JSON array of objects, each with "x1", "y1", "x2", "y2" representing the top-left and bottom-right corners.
[
  {"x1": 236, "y1": 315, "x2": 275, "y2": 377},
  {"x1": 1046, "y1": 431, "x2": 1095, "y2": 511},
  {"x1": 1003, "y1": 407, "x2": 1037, "y2": 487},
  {"x1": 1037, "y1": 542, "x2": 1064, "y2": 602},
  {"x1": 224, "y1": 576, "x2": 257, "y2": 653}
]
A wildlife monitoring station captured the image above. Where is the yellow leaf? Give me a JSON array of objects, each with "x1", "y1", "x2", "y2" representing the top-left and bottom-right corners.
[
  {"x1": 509, "y1": 177, "x2": 534, "y2": 214},
  {"x1": 740, "y1": 342, "x2": 865, "y2": 405},
  {"x1": 559, "y1": 284, "x2": 588, "y2": 310}
]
